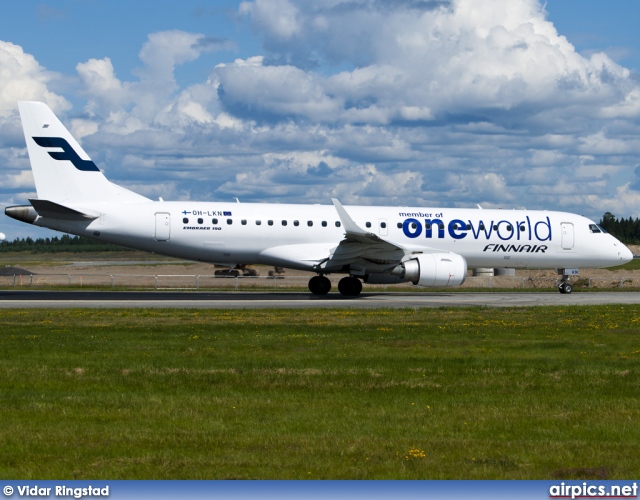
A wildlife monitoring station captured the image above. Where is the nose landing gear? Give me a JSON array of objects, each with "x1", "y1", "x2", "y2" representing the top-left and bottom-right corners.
[
  {"x1": 558, "y1": 279, "x2": 573, "y2": 294},
  {"x1": 558, "y1": 268, "x2": 578, "y2": 294}
]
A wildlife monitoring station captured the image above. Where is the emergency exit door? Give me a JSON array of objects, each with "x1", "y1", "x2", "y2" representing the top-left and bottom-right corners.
[{"x1": 155, "y1": 213, "x2": 171, "y2": 241}]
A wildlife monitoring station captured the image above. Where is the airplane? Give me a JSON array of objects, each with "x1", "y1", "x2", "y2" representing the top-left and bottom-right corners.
[{"x1": 5, "y1": 101, "x2": 633, "y2": 295}]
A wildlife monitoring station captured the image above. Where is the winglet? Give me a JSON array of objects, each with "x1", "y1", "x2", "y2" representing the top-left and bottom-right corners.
[{"x1": 331, "y1": 198, "x2": 381, "y2": 242}]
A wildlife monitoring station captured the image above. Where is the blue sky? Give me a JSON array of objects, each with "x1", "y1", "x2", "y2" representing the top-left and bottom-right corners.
[{"x1": 2, "y1": 0, "x2": 640, "y2": 239}]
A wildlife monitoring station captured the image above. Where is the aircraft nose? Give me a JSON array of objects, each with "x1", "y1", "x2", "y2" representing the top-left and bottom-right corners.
[{"x1": 619, "y1": 244, "x2": 634, "y2": 263}]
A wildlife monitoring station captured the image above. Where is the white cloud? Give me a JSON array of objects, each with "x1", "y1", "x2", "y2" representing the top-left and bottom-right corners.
[
  {"x1": 444, "y1": 172, "x2": 513, "y2": 202},
  {"x1": 236, "y1": 0, "x2": 633, "y2": 125},
  {"x1": 76, "y1": 57, "x2": 130, "y2": 116},
  {"x1": 215, "y1": 57, "x2": 342, "y2": 121},
  {"x1": 0, "y1": 41, "x2": 70, "y2": 119},
  {"x1": 0, "y1": 169, "x2": 34, "y2": 189},
  {"x1": 77, "y1": 30, "x2": 231, "y2": 130},
  {"x1": 578, "y1": 132, "x2": 636, "y2": 156},
  {"x1": 135, "y1": 30, "x2": 230, "y2": 88},
  {"x1": 239, "y1": 0, "x2": 302, "y2": 40}
]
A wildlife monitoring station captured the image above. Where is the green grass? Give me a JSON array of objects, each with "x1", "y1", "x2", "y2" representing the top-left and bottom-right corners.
[
  {"x1": 608, "y1": 258, "x2": 640, "y2": 271},
  {"x1": 1, "y1": 306, "x2": 639, "y2": 479}
]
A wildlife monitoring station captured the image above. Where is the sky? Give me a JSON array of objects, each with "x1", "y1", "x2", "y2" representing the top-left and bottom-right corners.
[{"x1": 2, "y1": 0, "x2": 640, "y2": 240}]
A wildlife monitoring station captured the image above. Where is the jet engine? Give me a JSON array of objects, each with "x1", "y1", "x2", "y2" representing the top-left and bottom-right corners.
[{"x1": 392, "y1": 252, "x2": 467, "y2": 287}]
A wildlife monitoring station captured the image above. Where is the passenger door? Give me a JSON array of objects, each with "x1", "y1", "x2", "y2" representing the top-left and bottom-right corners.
[
  {"x1": 561, "y1": 222, "x2": 574, "y2": 250},
  {"x1": 155, "y1": 212, "x2": 171, "y2": 241}
]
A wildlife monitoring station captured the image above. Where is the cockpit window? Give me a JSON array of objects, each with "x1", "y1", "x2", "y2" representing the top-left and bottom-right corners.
[
  {"x1": 597, "y1": 225, "x2": 608, "y2": 234},
  {"x1": 589, "y1": 224, "x2": 605, "y2": 234}
]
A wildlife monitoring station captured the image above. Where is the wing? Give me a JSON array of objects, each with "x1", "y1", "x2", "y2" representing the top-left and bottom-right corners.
[
  {"x1": 259, "y1": 199, "x2": 449, "y2": 274},
  {"x1": 318, "y1": 199, "x2": 408, "y2": 272}
]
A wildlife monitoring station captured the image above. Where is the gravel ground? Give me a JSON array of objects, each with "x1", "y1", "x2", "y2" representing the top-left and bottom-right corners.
[{"x1": 2, "y1": 248, "x2": 638, "y2": 290}]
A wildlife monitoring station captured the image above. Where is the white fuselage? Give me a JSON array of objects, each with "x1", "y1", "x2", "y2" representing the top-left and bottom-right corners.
[{"x1": 32, "y1": 201, "x2": 632, "y2": 273}]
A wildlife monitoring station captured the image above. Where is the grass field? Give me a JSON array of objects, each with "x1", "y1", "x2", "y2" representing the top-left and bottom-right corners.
[
  {"x1": 608, "y1": 258, "x2": 640, "y2": 271},
  {"x1": 1, "y1": 306, "x2": 639, "y2": 479}
]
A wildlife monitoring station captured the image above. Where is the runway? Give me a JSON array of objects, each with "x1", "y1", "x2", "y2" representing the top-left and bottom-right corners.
[{"x1": 1, "y1": 290, "x2": 639, "y2": 308}]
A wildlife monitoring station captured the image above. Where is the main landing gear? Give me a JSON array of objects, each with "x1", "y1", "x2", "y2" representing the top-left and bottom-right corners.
[
  {"x1": 308, "y1": 275, "x2": 332, "y2": 295},
  {"x1": 338, "y1": 276, "x2": 362, "y2": 297},
  {"x1": 308, "y1": 275, "x2": 363, "y2": 296}
]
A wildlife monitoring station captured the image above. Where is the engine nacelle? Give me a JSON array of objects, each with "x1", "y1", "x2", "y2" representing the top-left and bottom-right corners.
[{"x1": 395, "y1": 252, "x2": 467, "y2": 287}]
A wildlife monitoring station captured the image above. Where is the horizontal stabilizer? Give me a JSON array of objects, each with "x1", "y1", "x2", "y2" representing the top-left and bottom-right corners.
[{"x1": 29, "y1": 199, "x2": 99, "y2": 221}]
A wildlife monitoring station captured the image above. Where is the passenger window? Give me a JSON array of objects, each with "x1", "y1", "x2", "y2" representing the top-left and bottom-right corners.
[
  {"x1": 397, "y1": 222, "x2": 402, "y2": 229},
  {"x1": 294, "y1": 220, "x2": 300, "y2": 226},
  {"x1": 212, "y1": 218, "x2": 218, "y2": 225},
  {"x1": 519, "y1": 225, "x2": 525, "y2": 232},
  {"x1": 307, "y1": 221, "x2": 313, "y2": 227},
  {"x1": 183, "y1": 218, "x2": 189, "y2": 224},
  {"x1": 466, "y1": 224, "x2": 471, "y2": 230},
  {"x1": 198, "y1": 218, "x2": 203, "y2": 224},
  {"x1": 282, "y1": 220, "x2": 288, "y2": 226},
  {"x1": 506, "y1": 225, "x2": 512, "y2": 231},
  {"x1": 256, "y1": 220, "x2": 262, "y2": 225},
  {"x1": 227, "y1": 219, "x2": 233, "y2": 225},
  {"x1": 241, "y1": 220, "x2": 247, "y2": 225},
  {"x1": 336, "y1": 221, "x2": 342, "y2": 227},
  {"x1": 268, "y1": 220, "x2": 274, "y2": 226},
  {"x1": 322, "y1": 221, "x2": 327, "y2": 227},
  {"x1": 493, "y1": 225, "x2": 498, "y2": 230},
  {"x1": 366, "y1": 222, "x2": 371, "y2": 228},
  {"x1": 381, "y1": 222, "x2": 387, "y2": 228},
  {"x1": 411, "y1": 222, "x2": 417, "y2": 230},
  {"x1": 479, "y1": 223, "x2": 485, "y2": 230}
]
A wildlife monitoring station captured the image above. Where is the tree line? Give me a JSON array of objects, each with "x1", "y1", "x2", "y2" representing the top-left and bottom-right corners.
[
  {"x1": 599, "y1": 212, "x2": 640, "y2": 245},
  {"x1": 0, "y1": 234, "x2": 132, "y2": 253}
]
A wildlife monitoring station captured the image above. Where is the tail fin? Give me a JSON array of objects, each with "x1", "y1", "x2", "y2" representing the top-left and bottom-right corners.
[{"x1": 18, "y1": 101, "x2": 149, "y2": 205}]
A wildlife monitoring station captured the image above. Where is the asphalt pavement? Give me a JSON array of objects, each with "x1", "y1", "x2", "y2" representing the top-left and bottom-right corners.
[{"x1": 1, "y1": 290, "x2": 639, "y2": 309}]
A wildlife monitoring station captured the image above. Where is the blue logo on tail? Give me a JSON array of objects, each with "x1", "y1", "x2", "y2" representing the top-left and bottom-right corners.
[{"x1": 32, "y1": 137, "x2": 99, "y2": 172}]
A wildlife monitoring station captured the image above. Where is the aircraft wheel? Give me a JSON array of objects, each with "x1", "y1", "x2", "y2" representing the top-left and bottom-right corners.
[
  {"x1": 309, "y1": 275, "x2": 331, "y2": 295},
  {"x1": 559, "y1": 282, "x2": 573, "y2": 294},
  {"x1": 338, "y1": 276, "x2": 363, "y2": 296}
]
